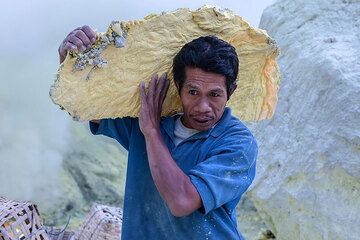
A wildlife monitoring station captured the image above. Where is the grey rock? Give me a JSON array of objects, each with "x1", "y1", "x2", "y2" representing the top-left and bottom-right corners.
[
  {"x1": 44, "y1": 123, "x2": 127, "y2": 229},
  {"x1": 246, "y1": 0, "x2": 360, "y2": 239}
]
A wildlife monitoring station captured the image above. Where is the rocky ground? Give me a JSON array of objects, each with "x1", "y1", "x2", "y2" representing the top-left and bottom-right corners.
[{"x1": 41, "y1": 123, "x2": 127, "y2": 230}]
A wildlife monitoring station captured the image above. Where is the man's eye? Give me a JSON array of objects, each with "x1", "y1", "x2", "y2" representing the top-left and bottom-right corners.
[
  {"x1": 189, "y1": 90, "x2": 198, "y2": 95},
  {"x1": 210, "y1": 92, "x2": 220, "y2": 97}
]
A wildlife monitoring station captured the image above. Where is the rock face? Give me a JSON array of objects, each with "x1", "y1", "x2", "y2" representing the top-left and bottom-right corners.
[
  {"x1": 50, "y1": 5, "x2": 280, "y2": 122},
  {"x1": 42, "y1": 123, "x2": 127, "y2": 229},
  {"x1": 247, "y1": 0, "x2": 360, "y2": 239}
]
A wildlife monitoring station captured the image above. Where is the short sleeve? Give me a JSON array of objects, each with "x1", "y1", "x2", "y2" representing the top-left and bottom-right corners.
[
  {"x1": 89, "y1": 117, "x2": 135, "y2": 150},
  {"x1": 188, "y1": 134, "x2": 258, "y2": 215}
]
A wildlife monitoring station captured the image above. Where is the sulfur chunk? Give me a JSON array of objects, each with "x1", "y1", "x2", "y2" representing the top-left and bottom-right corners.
[{"x1": 50, "y1": 5, "x2": 280, "y2": 121}]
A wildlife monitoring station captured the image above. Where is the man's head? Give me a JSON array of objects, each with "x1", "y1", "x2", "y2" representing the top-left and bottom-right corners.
[{"x1": 172, "y1": 36, "x2": 239, "y2": 131}]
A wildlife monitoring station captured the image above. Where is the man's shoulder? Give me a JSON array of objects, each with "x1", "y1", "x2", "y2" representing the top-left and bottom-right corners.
[
  {"x1": 208, "y1": 110, "x2": 257, "y2": 155},
  {"x1": 220, "y1": 119, "x2": 256, "y2": 144},
  {"x1": 229, "y1": 116, "x2": 254, "y2": 136},
  {"x1": 213, "y1": 108, "x2": 255, "y2": 140},
  {"x1": 209, "y1": 116, "x2": 258, "y2": 166},
  {"x1": 100, "y1": 117, "x2": 140, "y2": 132}
]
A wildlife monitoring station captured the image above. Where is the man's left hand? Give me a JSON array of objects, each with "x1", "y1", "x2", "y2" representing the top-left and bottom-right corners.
[{"x1": 139, "y1": 73, "x2": 170, "y2": 137}]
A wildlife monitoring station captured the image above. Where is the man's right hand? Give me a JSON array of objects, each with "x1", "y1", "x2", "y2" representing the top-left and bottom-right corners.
[
  {"x1": 58, "y1": 25, "x2": 99, "y2": 123},
  {"x1": 58, "y1": 25, "x2": 97, "y2": 64}
]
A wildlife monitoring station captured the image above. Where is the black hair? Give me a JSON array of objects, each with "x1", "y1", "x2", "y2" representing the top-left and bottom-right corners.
[{"x1": 172, "y1": 36, "x2": 239, "y2": 100}]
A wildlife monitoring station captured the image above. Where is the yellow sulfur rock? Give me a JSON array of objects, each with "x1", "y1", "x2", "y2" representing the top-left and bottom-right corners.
[{"x1": 50, "y1": 5, "x2": 280, "y2": 121}]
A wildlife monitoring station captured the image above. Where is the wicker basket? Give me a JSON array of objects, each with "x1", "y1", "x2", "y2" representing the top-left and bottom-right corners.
[
  {"x1": 74, "y1": 204, "x2": 123, "y2": 240},
  {"x1": 47, "y1": 229, "x2": 74, "y2": 240},
  {"x1": 0, "y1": 196, "x2": 49, "y2": 240}
]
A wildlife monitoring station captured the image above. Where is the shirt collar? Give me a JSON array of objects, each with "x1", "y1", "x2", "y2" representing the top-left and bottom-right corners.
[{"x1": 161, "y1": 107, "x2": 232, "y2": 141}]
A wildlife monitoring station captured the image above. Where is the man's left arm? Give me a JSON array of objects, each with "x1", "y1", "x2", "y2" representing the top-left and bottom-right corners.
[{"x1": 139, "y1": 73, "x2": 202, "y2": 217}]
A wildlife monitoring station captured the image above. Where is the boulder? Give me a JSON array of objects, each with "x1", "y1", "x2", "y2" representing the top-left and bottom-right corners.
[
  {"x1": 42, "y1": 123, "x2": 126, "y2": 229},
  {"x1": 246, "y1": 0, "x2": 360, "y2": 239}
]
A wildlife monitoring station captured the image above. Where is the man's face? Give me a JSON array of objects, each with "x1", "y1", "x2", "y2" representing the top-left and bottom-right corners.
[{"x1": 178, "y1": 67, "x2": 228, "y2": 131}]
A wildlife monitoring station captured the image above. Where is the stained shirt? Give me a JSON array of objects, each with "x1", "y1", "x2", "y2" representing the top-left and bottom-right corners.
[{"x1": 89, "y1": 107, "x2": 258, "y2": 240}]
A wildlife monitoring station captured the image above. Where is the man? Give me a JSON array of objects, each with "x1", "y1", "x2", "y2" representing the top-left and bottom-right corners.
[{"x1": 59, "y1": 25, "x2": 258, "y2": 239}]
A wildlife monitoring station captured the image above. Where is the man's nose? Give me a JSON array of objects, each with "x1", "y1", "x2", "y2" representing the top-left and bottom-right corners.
[{"x1": 194, "y1": 97, "x2": 211, "y2": 113}]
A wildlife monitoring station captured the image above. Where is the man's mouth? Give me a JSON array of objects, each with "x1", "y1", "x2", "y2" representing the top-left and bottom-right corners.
[{"x1": 192, "y1": 116, "x2": 213, "y2": 124}]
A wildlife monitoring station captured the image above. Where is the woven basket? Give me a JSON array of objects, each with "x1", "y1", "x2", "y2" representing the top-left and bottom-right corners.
[
  {"x1": 0, "y1": 196, "x2": 49, "y2": 240},
  {"x1": 74, "y1": 204, "x2": 123, "y2": 240},
  {"x1": 47, "y1": 229, "x2": 74, "y2": 240}
]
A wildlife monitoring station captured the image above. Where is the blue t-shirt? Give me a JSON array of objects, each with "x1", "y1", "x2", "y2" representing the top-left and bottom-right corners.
[{"x1": 90, "y1": 107, "x2": 258, "y2": 239}]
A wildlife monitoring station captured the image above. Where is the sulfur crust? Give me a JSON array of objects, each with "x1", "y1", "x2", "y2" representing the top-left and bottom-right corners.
[{"x1": 50, "y1": 6, "x2": 280, "y2": 121}]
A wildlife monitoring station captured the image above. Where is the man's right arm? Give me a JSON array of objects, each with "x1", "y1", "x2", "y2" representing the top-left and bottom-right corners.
[{"x1": 59, "y1": 25, "x2": 100, "y2": 123}]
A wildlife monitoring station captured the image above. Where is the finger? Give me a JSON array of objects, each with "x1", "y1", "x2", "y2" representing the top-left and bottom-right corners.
[
  {"x1": 139, "y1": 81, "x2": 148, "y2": 105},
  {"x1": 75, "y1": 30, "x2": 91, "y2": 48},
  {"x1": 66, "y1": 27, "x2": 81, "y2": 38},
  {"x1": 63, "y1": 42, "x2": 77, "y2": 52},
  {"x1": 68, "y1": 35, "x2": 87, "y2": 52},
  {"x1": 58, "y1": 42, "x2": 77, "y2": 59},
  {"x1": 81, "y1": 25, "x2": 96, "y2": 43},
  {"x1": 159, "y1": 75, "x2": 170, "y2": 106},
  {"x1": 155, "y1": 73, "x2": 167, "y2": 103},
  {"x1": 148, "y1": 73, "x2": 158, "y2": 102}
]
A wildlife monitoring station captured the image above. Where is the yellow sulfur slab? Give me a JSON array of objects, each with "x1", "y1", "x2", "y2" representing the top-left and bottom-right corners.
[{"x1": 50, "y1": 6, "x2": 280, "y2": 121}]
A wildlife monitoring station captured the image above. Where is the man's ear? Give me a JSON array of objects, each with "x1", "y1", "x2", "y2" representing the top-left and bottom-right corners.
[
  {"x1": 227, "y1": 84, "x2": 237, "y2": 100},
  {"x1": 174, "y1": 81, "x2": 181, "y2": 94}
]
